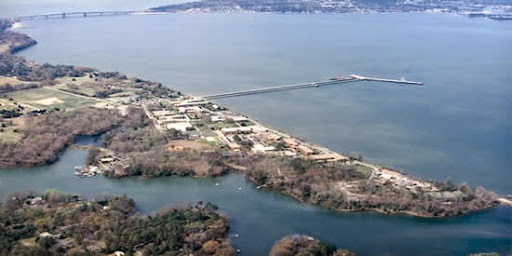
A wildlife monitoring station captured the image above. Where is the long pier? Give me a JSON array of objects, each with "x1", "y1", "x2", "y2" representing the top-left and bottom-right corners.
[
  {"x1": 14, "y1": 11, "x2": 139, "y2": 21},
  {"x1": 350, "y1": 74, "x2": 423, "y2": 85},
  {"x1": 202, "y1": 75, "x2": 422, "y2": 100},
  {"x1": 203, "y1": 77, "x2": 358, "y2": 100}
]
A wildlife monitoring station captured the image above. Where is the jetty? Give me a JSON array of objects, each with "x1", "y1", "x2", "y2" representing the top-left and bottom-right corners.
[{"x1": 202, "y1": 74, "x2": 423, "y2": 99}]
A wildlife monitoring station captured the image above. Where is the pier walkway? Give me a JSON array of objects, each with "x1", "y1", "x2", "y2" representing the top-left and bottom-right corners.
[
  {"x1": 350, "y1": 74, "x2": 423, "y2": 85},
  {"x1": 202, "y1": 77, "x2": 357, "y2": 100},
  {"x1": 202, "y1": 74, "x2": 422, "y2": 100}
]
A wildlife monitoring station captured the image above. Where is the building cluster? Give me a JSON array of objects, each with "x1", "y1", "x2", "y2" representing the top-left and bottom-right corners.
[
  {"x1": 372, "y1": 168, "x2": 437, "y2": 192},
  {"x1": 145, "y1": 96, "x2": 346, "y2": 163}
]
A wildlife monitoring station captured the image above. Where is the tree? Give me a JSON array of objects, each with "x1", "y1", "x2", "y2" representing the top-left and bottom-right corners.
[
  {"x1": 86, "y1": 147, "x2": 101, "y2": 165},
  {"x1": 37, "y1": 236, "x2": 55, "y2": 249},
  {"x1": 202, "y1": 240, "x2": 220, "y2": 254}
]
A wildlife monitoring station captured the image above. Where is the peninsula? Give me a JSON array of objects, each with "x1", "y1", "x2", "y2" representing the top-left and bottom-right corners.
[
  {"x1": 0, "y1": 19, "x2": 36, "y2": 54},
  {"x1": 0, "y1": 18, "x2": 504, "y2": 219}
]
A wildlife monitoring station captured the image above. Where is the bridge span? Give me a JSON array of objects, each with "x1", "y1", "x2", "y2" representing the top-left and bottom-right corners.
[
  {"x1": 14, "y1": 11, "x2": 142, "y2": 21},
  {"x1": 202, "y1": 75, "x2": 422, "y2": 100}
]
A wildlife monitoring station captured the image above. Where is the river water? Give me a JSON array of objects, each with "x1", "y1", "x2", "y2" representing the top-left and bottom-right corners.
[{"x1": 0, "y1": 10, "x2": 511, "y2": 256}]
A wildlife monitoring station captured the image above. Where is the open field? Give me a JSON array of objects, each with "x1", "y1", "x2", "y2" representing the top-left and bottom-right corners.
[
  {"x1": 4, "y1": 87, "x2": 95, "y2": 109},
  {"x1": 168, "y1": 139, "x2": 213, "y2": 151},
  {"x1": 0, "y1": 75, "x2": 31, "y2": 85},
  {"x1": 54, "y1": 76, "x2": 145, "y2": 98},
  {"x1": 0, "y1": 117, "x2": 26, "y2": 144}
]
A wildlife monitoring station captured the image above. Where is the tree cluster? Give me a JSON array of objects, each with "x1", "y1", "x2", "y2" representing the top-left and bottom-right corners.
[
  {"x1": 241, "y1": 155, "x2": 498, "y2": 217},
  {"x1": 0, "y1": 191, "x2": 234, "y2": 256},
  {"x1": 101, "y1": 127, "x2": 228, "y2": 178},
  {"x1": 0, "y1": 107, "x2": 148, "y2": 168},
  {"x1": 269, "y1": 235, "x2": 355, "y2": 256}
]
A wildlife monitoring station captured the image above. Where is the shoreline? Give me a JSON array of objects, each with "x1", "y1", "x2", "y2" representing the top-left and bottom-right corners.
[
  {"x1": 0, "y1": 19, "x2": 36, "y2": 54},
  {"x1": 0, "y1": 17, "x2": 508, "y2": 218}
]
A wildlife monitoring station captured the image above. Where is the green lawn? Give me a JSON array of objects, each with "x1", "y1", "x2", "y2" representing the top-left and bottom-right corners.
[{"x1": 5, "y1": 87, "x2": 95, "y2": 110}]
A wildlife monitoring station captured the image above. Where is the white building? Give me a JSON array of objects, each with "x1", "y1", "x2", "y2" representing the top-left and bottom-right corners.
[
  {"x1": 167, "y1": 122, "x2": 193, "y2": 132},
  {"x1": 251, "y1": 144, "x2": 276, "y2": 153}
]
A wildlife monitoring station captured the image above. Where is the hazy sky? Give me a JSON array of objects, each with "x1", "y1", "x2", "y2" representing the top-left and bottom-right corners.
[{"x1": 0, "y1": 0, "x2": 191, "y2": 17}]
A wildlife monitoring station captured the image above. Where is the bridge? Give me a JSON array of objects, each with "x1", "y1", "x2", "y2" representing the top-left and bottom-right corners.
[
  {"x1": 14, "y1": 11, "x2": 140, "y2": 21},
  {"x1": 202, "y1": 75, "x2": 422, "y2": 100}
]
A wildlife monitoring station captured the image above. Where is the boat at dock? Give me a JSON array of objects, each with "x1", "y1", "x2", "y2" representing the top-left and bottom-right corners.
[{"x1": 74, "y1": 165, "x2": 102, "y2": 178}]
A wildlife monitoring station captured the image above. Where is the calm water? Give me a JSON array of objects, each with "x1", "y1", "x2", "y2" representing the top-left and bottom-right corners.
[
  {"x1": 0, "y1": 11, "x2": 511, "y2": 255},
  {"x1": 1, "y1": 149, "x2": 510, "y2": 255}
]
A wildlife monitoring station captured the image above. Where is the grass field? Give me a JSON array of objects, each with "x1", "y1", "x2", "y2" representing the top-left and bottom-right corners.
[
  {"x1": 356, "y1": 164, "x2": 374, "y2": 176},
  {"x1": 54, "y1": 76, "x2": 144, "y2": 98},
  {"x1": 0, "y1": 118, "x2": 26, "y2": 144},
  {"x1": 5, "y1": 87, "x2": 95, "y2": 110},
  {"x1": 0, "y1": 76, "x2": 31, "y2": 85}
]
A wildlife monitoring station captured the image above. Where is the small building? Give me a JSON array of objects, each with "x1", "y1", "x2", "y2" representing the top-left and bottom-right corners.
[
  {"x1": 167, "y1": 122, "x2": 193, "y2": 132},
  {"x1": 175, "y1": 99, "x2": 208, "y2": 107},
  {"x1": 251, "y1": 126, "x2": 268, "y2": 133},
  {"x1": 266, "y1": 134, "x2": 281, "y2": 141},
  {"x1": 221, "y1": 127, "x2": 252, "y2": 135},
  {"x1": 251, "y1": 144, "x2": 276, "y2": 153},
  {"x1": 100, "y1": 157, "x2": 114, "y2": 163},
  {"x1": 178, "y1": 106, "x2": 203, "y2": 114},
  {"x1": 211, "y1": 116, "x2": 226, "y2": 122},
  {"x1": 283, "y1": 138, "x2": 298, "y2": 147},
  {"x1": 281, "y1": 150, "x2": 297, "y2": 157},
  {"x1": 152, "y1": 110, "x2": 173, "y2": 117},
  {"x1": 231, "y1": 116, "x2": 248, "y2": 122},
  {"x1": 297, "y1": 145, "x2": 314, "y2": 156},
  {"x1": 28, "y1": 197, "x2": 43, "y2": 205},
  {"x1": 227, "y1": 142, "x2": 241, "y2": 151},
  {"x1": 158, "y1": 114, "x2": 187, "y2": 123},
  {"x1": 309, "y1": 153, "x2": 342, "y2": 163}
]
